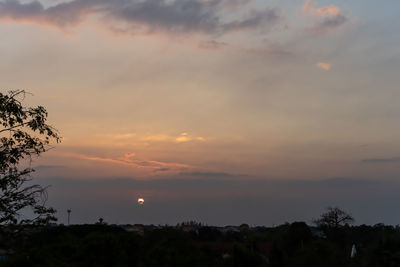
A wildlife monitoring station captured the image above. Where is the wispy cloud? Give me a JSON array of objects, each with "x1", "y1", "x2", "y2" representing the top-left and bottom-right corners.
[
  {"x1": 362, "y1": 157, "x2": 400, "y2": 164},
  {"x1": 316, "y1": 62, "x2": 331, "y2": 71},
  {"x1": 179, "y1": 171, "x2": 236, "y2": 178},
  {"x1": 112, "y1": 133, "x2": 137, "y2": 139},
  {"x1": 175, "y1": 132, "x2": 205, "y2": 143},
  {"x1": 73, "y1": 152, "x2": 193, "y2": 172},
  {"x1": 109, "y1": 132, "x2": 206, "y2": 144},
  {"x1": 302, "y1": 0, "x2": 348, "y2": 34},
  {"x1": 0, "y1": 0, "x2": 284, "y2": 36},
  {"x1": 198, "y1": 40, "x2": 229, "y2": 50},
  {"x1": 217, "y1": 0, "x2": 251, "y2": 10},
  {"x1": 0, "y1": 0, "x2": 94, "y2": 28}
]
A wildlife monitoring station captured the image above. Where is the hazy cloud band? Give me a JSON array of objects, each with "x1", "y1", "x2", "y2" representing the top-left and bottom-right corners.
[{"x1": 0, "y1": 0, "x2": 283, "y2": 35}]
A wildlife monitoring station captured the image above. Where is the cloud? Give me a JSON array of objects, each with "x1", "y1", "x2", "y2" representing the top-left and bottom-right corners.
[
  {"x1": 362, "y1": 157, "x2": 400, "y2": 164},
  {"x1": 198, "y1": 40, "x2": 228, "y2": 50},
  {"x1": 216, "y1": 0, "x2": 251, "y2": 9},
  {"x1": 316, "y1": 62, "x2": 331, "y2": 71},
  {"x1": 302, "y1": 0, "x2": 348, "y2": 33},
  {"x1": 72, "y1": 152, "x2": 193, "y2": 172},
  {"x1": 141, "y1": 134, "x2": 172, "y2": 142},
  {"x1": 175, "y1": 132, "x2": 205, "y2": 143},
  {"x1": 179, "y1": 171, "x2": 236, "y2": 178},
  {"x1": 0, "y1": 0, "x2": 94, "y2": 28},
  {"x1": 0, "y1": 0, "x2": 284, "y2": 36},
  {"x1": 106, "y1": 132, "x2": 205, "y2": 144},
  {"x1": 154, "y1": 168, "x2": 170, "y2": 172},
  {"x1": 108, "y1": 1, "x2": 283, "y2": 35},
  {"x1": 112, "y1": 133, "x2": 136, "y2": 139},
  {"x1": 244, "y1": 42, "x2": 294, "y2": 57},
  {"x1": 140, "y1": 132, "x2": 205, "y2": 143},
  {"x1": 219, "y1": 8, "x2": 282, "y2": 33}
]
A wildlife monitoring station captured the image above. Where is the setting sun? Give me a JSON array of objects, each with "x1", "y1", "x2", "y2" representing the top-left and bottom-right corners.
[{"x1": 137, "y1": 198, "x2": 144, "y2": 205}]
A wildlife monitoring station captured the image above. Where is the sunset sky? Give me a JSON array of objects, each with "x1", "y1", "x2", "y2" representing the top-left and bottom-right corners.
[{"x1": 2, "y1": 0, "x2": 400, "y2": 225}]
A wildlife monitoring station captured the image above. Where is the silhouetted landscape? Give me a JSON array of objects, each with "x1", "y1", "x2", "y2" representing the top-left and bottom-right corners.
[{"x1": 2, "y1": 217, "x2": 400, "y2": 266}]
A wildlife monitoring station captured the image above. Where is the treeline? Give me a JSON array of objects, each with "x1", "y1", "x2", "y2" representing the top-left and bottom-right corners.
[{"x1": 1, "y1": 222, "x2": 400, "y2": 266}]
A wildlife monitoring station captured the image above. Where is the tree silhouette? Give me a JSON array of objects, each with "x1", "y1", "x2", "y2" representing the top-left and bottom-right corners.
[
  {"x1": 0, "y1": 90, "x2": 60, "y2": 226},
  {"x1": 313, "y1": 207, "x2": 354, "y2": 230}
]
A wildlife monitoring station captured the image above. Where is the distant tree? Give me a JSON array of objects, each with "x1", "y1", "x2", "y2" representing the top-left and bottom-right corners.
[
  {"x1": 67, "y1": 209, "x2": 71, "y2": 225},
  {"x1": 239, "y1": 223, "x2": 250, "y2": 232},
  {"x1": 285, "y1": 222, "x2": 312, "y2": 252},
  {"x1": 313, "y1": 207, "x2": 354, "y2": 230},
  {"x1": 0, "y1": 90, "x2": 60, "y2": 226}
]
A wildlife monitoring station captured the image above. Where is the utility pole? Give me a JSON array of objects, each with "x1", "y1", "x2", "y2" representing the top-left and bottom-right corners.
[{"x1": 67, "y1": 209, "x2": 71, "y2": 225}]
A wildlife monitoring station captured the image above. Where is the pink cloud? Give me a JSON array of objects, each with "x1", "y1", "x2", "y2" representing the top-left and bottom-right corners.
[
  {"x1": 316, "y1": 62, "x2": 331, "y2": 71},
  {"x1": 73, "y1": 152, "x2": 193, "y2": 174},
  {"x1": 302, "y1": 0, "x2": 348, "y2": 34},
  {"x1": 303, "y1": 0, "x2": 340, "y2": 17}
]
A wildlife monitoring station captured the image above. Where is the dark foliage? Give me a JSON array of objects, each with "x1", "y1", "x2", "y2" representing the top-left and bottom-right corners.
[
  {"x1": 0, "y1": 90, "x2": 60, "y2": 227},
  {"x1": 1, "y1": 222, "x2": 400, "y2": 266}
]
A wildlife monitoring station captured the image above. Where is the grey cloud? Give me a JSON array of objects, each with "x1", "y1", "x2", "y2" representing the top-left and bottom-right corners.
[
  {"x1": 220, "y1": 8, "x2": 281, "y2": 33},
  {"x1": 318, "y1": 14, "x2": 347, "y2": 31},
  {"x1": 222, "y1": 0, "x2": 251, "y2": 8},
  {"x1": 307, "y1": 15, "x2": 348, "y2": 34},
  {"x1": 198, "y1": 40, "x2": 228, "y2": 50},
  {"x1": 244, "y1": 42, "x2": 294, "y2": 57},
  {"x1": 0, "y1": 0, "x2": 95, "y2": 27},
  {"x1": 111, "y1": 0, "x2": 221, "y2": 34},
  {"x1": 362, "y1": 157, "x2": 400, "y2": 164},
  {"x1": 179, "y1": 171, "x2": 236, "y2": 178},
  {"x1": 109, "y1": 1, "x2": 283, "y2": 35},
  {"x1": 0, "y1": 0, "x2": 284, "y2": 35},
  {"x1": 211, "y1": 0, "x2": 251, "y2": 9},
  {"x1": 154, "y1": 168, "x2": 170, "y2": 172}
]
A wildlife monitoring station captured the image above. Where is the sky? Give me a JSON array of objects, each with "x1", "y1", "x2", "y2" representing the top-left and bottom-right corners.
[{"x1": 1, "y1": 0, "x2": 400, "y2": 225}]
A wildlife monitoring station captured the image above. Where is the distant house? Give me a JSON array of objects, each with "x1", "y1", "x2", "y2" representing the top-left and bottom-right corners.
[
  {"x1": 311, "y1": 228, "x2": 326, "y2": 238},
  {"x1": 220, "y1": 226, "x2": 240, "y2": 233},
  {"x1": 123, "y1": 224, "x2": 145, "y2": 235},
  {"x1": 182, "y1": 225, "x2": 199, "y2": 233},
  {"x1": 144, "y1": 225, "x2": 160, "y2": 231}
]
